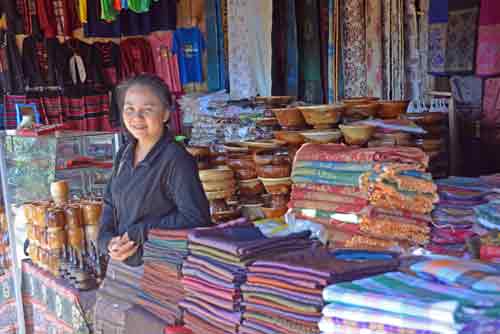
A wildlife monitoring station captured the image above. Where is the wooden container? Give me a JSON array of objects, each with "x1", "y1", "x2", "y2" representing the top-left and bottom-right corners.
[
  {"x1": 47, "y1": 229, "x2": 66, "y2": 250},
  {"x1": 256, "y1": 164, "x2": 291, "y2": 178},
  {"x1": 82, "y1": 201, "x2": 102, "y2": 226},
  {"x1": 50, "y1": 180, "x2": 69, "y2": 205},
  {"x1": 64, "y1": 205, "x2": 83, "y2": 229},
  {"x1": 33, "y1": 203, "x2": 50, "y2": 227},
  {"x1": 298, "y1": 104, "x2": 345, "y2": 129},
  {"x1": 272, "y1": 108, "x2": 307, "y2": 129},
  {"x1": 67, "y1": 227, "x2": 85, "y2": 250},
  {"x1": 339, "y1": 124, "x2": 376, "y2": 145},
  {"x1": 47, "y1": 209, "x2": 66, "y2": 229},
  {"x1": 273, "y1": 130, "x2": 305, "y2": 145},
  {"x1": 377, "y1": 100, "x2": 409, "y2": 119}
]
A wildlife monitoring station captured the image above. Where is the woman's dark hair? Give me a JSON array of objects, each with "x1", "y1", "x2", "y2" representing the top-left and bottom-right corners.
[{"x1": 117, "y1": 74, "x2": 173, "y2": 111}]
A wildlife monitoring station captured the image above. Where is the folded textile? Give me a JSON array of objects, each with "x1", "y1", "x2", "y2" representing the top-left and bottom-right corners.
[
  {"x1": 291, "y1": 188, "x2": 368, "y2": 206},
  {"x1": 359, "y1": 216, "x2": 429, "y2": 245},
  {"x1": 179, "y1": 298, "x2": 242, "y2": 325},
  {"x1": 344, "y1": 235, "x2": 401, "y2": 251},
  {"x1": 410, "y1": 258, "x2": 500, "y2": 293},
  {"x1": 292, "y1": 182, "x2": 367, "y2": 198},
  {"x1": 243, "y1": 311, "x2": 318, "y2": 334},
  {"x1": 288, "y1": 200, "x2": 365, "y2": 214},
  {"x1": 183, "y1": 311, "x2": 235, "y2": 334},
  {"x1": 323, "y1": 271, "x2": 500, "y2": 323},
  {"x1": 319, "y1": 316, "x2": 443, "y2": 334},
  {"x1": 293, "y1": 160, "x2": 374, "y2": 172},
  {"x1": 188, "y1": 226, "x2": 311, "y2": 257},
  {"x1": 295, "y1": 144, "x2": 429, "y2": 167},
  {"x1": 241, "y1": 283, "x2": 323, "y2": 304},
  {"x1": 321, "y1": 303, "x2": 461, "y2": 334}
]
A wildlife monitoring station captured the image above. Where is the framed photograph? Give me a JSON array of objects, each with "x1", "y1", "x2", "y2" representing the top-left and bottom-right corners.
[{"x1": 15, "y1": 103, "x2": 41, "y2": 126}]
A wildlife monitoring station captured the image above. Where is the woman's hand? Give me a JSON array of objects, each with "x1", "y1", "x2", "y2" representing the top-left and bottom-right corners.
[{"x1": 108, "y1": 233, "x2": 138, "y2": 261}]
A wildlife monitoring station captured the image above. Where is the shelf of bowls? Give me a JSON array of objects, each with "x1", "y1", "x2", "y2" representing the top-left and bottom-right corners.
[{"x1": 22, "y1": 180, "x2": 104, "y2": 290}]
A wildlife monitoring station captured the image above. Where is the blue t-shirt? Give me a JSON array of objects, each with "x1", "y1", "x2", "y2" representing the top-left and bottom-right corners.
[{"x1": 172, "y1": 28, "x2": 206, "y2": 84}]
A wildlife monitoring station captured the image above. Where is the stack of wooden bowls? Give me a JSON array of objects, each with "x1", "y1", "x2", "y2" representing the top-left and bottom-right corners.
[
  {"x1": 254, "y1": 149, "x2": 292, "y2": 219},
  {"x1": 186, "y1": 146, "x2": 211, "y2": 170},
  {"x1": 199, "y1": 166, "x2": 240, "y2": 223},
  {"x1": 343, "y1": 97, "x2": 380, "y2": 121}
]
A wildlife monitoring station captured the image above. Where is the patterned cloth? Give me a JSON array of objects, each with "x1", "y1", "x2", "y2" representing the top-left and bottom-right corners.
[
  {"x1": 476, "y1": 0, "x2": 500, "y2": 77},
  {"x1": 365, "y1": 0, "x2": 383, "y2": 98},
  {"x1": 410, "y1": 259, "x2": 500, "y2": 293},
  {"x1": 482, "y1": 77, "x2": 500, "y2": 127}
]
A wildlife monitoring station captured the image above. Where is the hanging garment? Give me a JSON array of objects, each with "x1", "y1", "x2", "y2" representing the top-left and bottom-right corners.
[
  {"x1": 271, "y1": 0, "x2": 297, "y2": 97},
  {"x1": 445, "y1": 0, "x2": 480, "y2": 74},
  {"x1": 127, "y1": 0, "x2": 150, "y2": 13},
  {"x1": 418, "y1": 0, "x2": 435, "y2": 100},
  {"x1": 52, "y1": 0, "x2": 80, "y2": 37},
  {"x1": 341, "y1": 0, "x2": 366, "y2": 98},
  {"x1": 365, "y1": 0, "x2": 383, "y2": 98},
  {"x1": 94, "y1": 41, "x2": 121, "y2": 86},
  {"x1": 34, "y1": 0, "x2": 56, "y2": 37},
  {"x1": 297, "y1": 0, "x2": 323, "y2": 103},
  {"x1": 327, "y1": 0, "x2": 338, "y2": 103},
  {"x1": 221, "y1": 0, "x2": 229, "y2": 90},
  {"x1": 382, "y1": 0, "x2": 405, "y2": 100},
  {"x1": 120, "y1": 37, "x2": 155, "y2": 79},
  {"x1": 84, "y1": 0, "x2": 121, "y2": 37},
  {"x1": 319, "y1": 0, "x2": 329, "y2": 103},
  {"x1": 0, "y1": 30, "x2": 24, "y2": 95},
  {"x1": 61, "y1": 38, "x2": 106, "y2": 87},
  {"x1": 77, "y1": 0, "x2": 87, "y2": 23},
  {"x1": 482, "y1": 78, "x2": 500, "y2": 127},
  {"x1": 0, "y1": 0, "x2": 24, "y2": 33},
  {"x1": 173, "y1": 27, "x2": 205, "y2": 85},
  {"x1": 206, "y1": 0, "x2": 226, "y2": 92},
  {"x1": 405, "y1": 0, "x2": 419, "y2": 100},
  {"x1": 120, "y1": 7, "x2": 151, "y2": 36},
  {"x1": 101, "y1": 0, "x2": 119, "y2": 21},
  {"x1": 150, "y1": 0, "x2": 176, "y2": 31},
  {"x1": 148, "y1": 32, "x2": 182, "y2": 93},
  {"x1": 476, "y1": 0, "x2": 500, "y2": 77}
]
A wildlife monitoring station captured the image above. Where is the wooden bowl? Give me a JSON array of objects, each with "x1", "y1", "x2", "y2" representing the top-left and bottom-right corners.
[
  {"x1": 273, "y1": 130, "x2": 305, "y2": 145},
  {"x1": 205, "y1": 188, "x2": 237, "y2": 201},
  {"x1": 343, "y1": 97, "x2": 380, "y2": 105},
  {"x1": 256, "y1": 117, "x2": 279, "y2": 127},
  {"x1": 272, "y1": 107, "x2": 307, "y2": 129},
  {"x1": 46, "y1": 209, "x2": 66, "y2": 229},
  {"x1": 239, "y1": 140, "x2": 286, "y2": 150},
  {"x1": 199, "y1": 166, "x2": 234, "y2": 183},
  {"x1": 82, "y1": 201, "x2": 102, "y2": 226},
  {"x1": 339, "y1": 124, "x2": 376, "y2": 145},
  {"x1": 223, "y1": 143, "x2": 249, "y2": 153},
  {"x1": 203, "y1": 179, "x2": 237, "y2": 192},
  {"x1": 261, "y1": 206, "x2": 288, "y2": 219},
  {"x1": 405, "y1": 112, "x2": 446, "y2": 125},
  {"x1": 377, "y1": 100, "x2": 409, "y2": 119},
  {"x1": 256, "y1": 164, "x2": 291, "y2": 178},
  {"x1": 64, "y1": 205, "x2": 83, "y2": 229},
  {"x1": 240, "y1": 203, "x2": 265, "y2": 221},
  {"x1": 50, "y1": 180, "x2": 69, "y2": 205},
  {"x1": 253, "y1": 149, "x2": 291, "y2": 166},
  {"x1": 186, "y1": 146, "x2": 210, "y2": 158},
  {"x1": 300, "y1": 130, "x2": 342, "y2": 144},
  {"x1": 209, "y1": 199, "x2": 228, "y2": 214},
  {"x1": 256, "y1": 96, "x2": 296, "y2": 106},
  {"x1": 209, "y1": 152, "x2": 227, "y2": 166},
  {"x1": 212, "y1": 208, "x2": 241, "y2": 223},
  {"x1": 259, "y1": 177, "x2": 292, "y2": 195},
  {"x1": 47, "y1": 229, "x2": 66, "y2": 250},
  {"x1": 234, "y1": 168, "x2": 258, "y2": 180},
  {"x1": 226, "y1": 153, "x2": 255, "y2": 170},
  {"x1": 298, "y1": 104, "x2": 345, "y2": 129},
  {"x1": 238, "y1": 178, "x2": 265, "y2": 197},
  {"x1": 262, "y1": 193, "x2": 289, "y2": 208},
  {"x1": 344, "y1": 102, "x2": 380, "y2": 119}
]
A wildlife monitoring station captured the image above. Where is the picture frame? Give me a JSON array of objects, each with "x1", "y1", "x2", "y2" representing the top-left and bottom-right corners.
[{"x1": 15, "y1": 103, "x2": 41, "y2": 126}]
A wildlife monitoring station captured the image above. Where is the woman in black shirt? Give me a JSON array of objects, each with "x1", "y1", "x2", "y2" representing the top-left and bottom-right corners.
[{"x1": 98, "y1": 74, "x2": 211, "y2": 266}]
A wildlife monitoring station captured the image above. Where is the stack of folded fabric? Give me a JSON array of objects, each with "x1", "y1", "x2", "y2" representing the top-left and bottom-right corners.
[
  {"x1": 137, "y1": 229, "x2": 190, "y2": 325},
  {"x1": 430, "y1": 177, "x2": 491, "y2": 256},
  {"x1": 94, "y1": 260, "x2": 146, "y2": 333},
  {"x1": 290, "y1": 144, "x2": 437, "y2": 251},
  {"x1": 320, "y1": 258, "x2": 500, "y2": 334},
  {"x1": 240, "y1": 247, "x2": 400, "y2": 334},
  {"x1": 180, "y1": 220, "x2": 313, "y2": 334}
]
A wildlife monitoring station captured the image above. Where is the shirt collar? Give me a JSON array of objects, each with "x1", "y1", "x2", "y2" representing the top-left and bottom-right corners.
[{"x1": 124, "y1": 130, "x2": 174, "y2": 168}]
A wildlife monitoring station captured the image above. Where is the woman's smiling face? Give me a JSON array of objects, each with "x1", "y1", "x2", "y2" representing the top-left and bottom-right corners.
[{"x1": 122, "y1": 85, "x2": 170, "y2": 143}]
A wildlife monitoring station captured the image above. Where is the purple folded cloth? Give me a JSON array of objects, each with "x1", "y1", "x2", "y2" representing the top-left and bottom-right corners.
[
  {"x1": 250, "y1": 247, "x2": 400, "y2": 283},
  {"x1": 240, "y1": 320, "x2": 275, "y2": 334},
  {"x1": 180, "y1": 298, "x2": 242, "y2": 325},
  {"x1": 182, "y1": 268, "x2": 238, "y2": 290},
  {"x1": 182, "y1": 263, "x2": 243, "y2": 284},
  {"x1": 188, "y1": 225, "x2": 311, "y2": 257},
  {"x1": 242, "y1": 302, "x2": 321, "y2": 323},
  {"x1": 246, "y1": 272, "x2": 320, "y2": 289},
  {"x1": 185, "y1": 255, "x2": 246, "y2": 278},
  {"x1": 241, "y1": 284, "x2": 323, "y2": 304}
]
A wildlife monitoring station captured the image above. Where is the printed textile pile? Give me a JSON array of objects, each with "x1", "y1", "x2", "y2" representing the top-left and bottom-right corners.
[
  {"x1": 289, "y1": 144, "x2": 437, "y2": 251},
  {"x1": 137, "y1": 229, "x2": 190, "y2": 324},
  {"x1": 239, "y1": 247, "x2": 400, "y2": 334},
  {"x1": 180, "y1": 219, "x2": 313, "y2": 334},
  {"x1": 320, "y1": 257, "x2": 500, "y2": 334}
]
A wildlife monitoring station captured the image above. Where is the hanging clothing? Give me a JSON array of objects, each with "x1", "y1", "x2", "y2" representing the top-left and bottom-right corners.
[
  {"x1": 482, "y1": 78, "x2": 500, "y2": 127},
  {"x1": 34, "y1": 0, "x2": 57, "y2": 37},
  {"x1": 94, "y1": 41, "x2": 121, "y2": 86},
  {"x1": 365, "y1": 0, "x2": 383, "y2": 98},
  {"x1": 0, "y1": 30, "x2": 24, "y2": 95},
  {"x1": 173, "y1": 27, "x2": 205, "y2": 85},
  {"x1": 22, "y1": 35, "x2": 65, "y2": 87},
  {"x1": 148, "y1": 32, "x2": 182, "y2": 94},
  {"x1": 476, "y1": 0, "x2": 500, "y2": 77},
  {"x1": 85, "y1": 0, "x2": 121, "y2": 37},
  {"x1": 342, "y1": 0, "x2": 367, "y2": 98},
  {"x1": 77, "y1": 0, "x2": 87, "y2": 23},
  {"x1": 205, "y1": 0, "x2": 226, "y2": 92},
  {"x1": 61, "y1": 38, "x2": 106, "y2": 87},
  {"x1": 0, "y1": 0, "x2": 24, "y2": 33},
  {"x1": 319, "y1": 0, "x2": 329, "y2": 103},
  {"x1": 120, "y1": 7, "x2": 151, "y2": 36},
  {"x1": 150, "y1": 0, "x2": 176, "y2": 31},
  {"x1": 120, "y1": 37, "x2": 155, "y2": 79},
  {"x1": 382, "y1": 0, "x2": 405, "y2": 100},
  {"x1": 127, "y1": 0, "x2": 150, "y2": 13},
  {"x1": 327, "y1": 0, "x2": 337, "y2": 102},
  {"x1": 100, "y1": 0, "x2": 119, "y2": 21},
  {"x1": 297, "y1": 0, "x2": 323, "y2": 103}
]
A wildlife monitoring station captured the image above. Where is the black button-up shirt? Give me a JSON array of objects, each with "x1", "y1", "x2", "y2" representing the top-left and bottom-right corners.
[{"x1": 98, "y1": 132, "x2": 211, "y2": 265}]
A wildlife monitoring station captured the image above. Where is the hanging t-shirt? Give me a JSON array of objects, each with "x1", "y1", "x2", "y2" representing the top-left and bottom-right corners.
[
  {"x1": 101, "y1": 0, "x2": 119, "y2": 21},
  {"x1": 172, "y1": 27, "x2": 205, "y2": 85},
  {"x1": 150, "y1": 0, "x2": 176, "y2": 31},
  {"x1": 148, "y1": 32, "x2": 182, "y2": 93}
]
